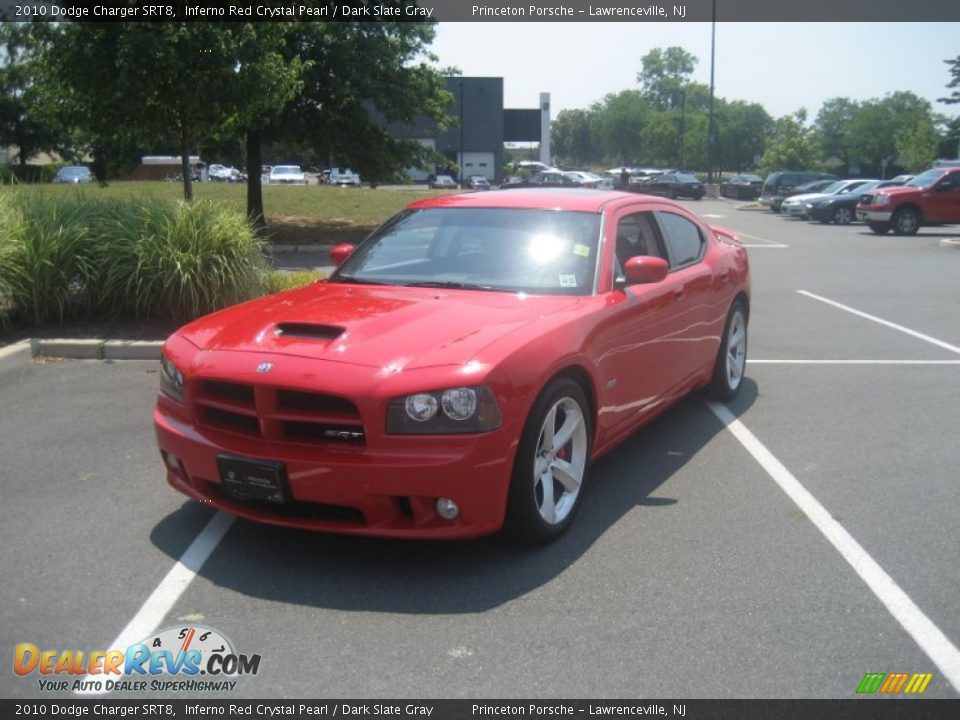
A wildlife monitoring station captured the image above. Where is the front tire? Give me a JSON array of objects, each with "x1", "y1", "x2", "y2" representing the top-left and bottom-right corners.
[
  {"x1": 705, "y1": 300, "x2": 748, "y2": 401},
  {"x1": 868, "y1": 222, "x2": 891, "y2": 234},
  {"x1": 505, "y1": 378, "x2": 592, "y2": 543},
  {"x1": 892, "y1": 207, "x2": 920, "y2": 236}
]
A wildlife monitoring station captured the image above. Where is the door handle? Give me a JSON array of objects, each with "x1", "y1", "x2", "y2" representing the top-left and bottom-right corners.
[{"x1": 673, "y1": 284, "x2": 685, "y2": 298}]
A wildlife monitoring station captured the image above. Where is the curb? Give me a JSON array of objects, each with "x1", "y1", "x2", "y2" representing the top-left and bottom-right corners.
[
  {"x1": 0, "y1": 339, "x2": 32, "y2": 374},
  {"x1": 939, "y1": 238, "x2": 960, "y2": 249},
  {"x1": 0, "y1": 338, "x2": 163, "y2": 373}
]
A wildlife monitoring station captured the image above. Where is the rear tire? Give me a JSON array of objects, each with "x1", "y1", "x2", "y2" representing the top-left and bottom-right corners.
[
  {"x1": 833, "y1": 207, "x2": 854, "y2": 225},
  {"x1": 505, "y1": 378, "x2": 592, "y2": 543},
  {"x1": 705, "y1": 300, "x2": 748, "y2": 402}
]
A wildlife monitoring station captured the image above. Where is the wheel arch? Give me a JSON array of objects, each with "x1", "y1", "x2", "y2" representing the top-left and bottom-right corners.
[{"x1": 894, "y1": 203, "x2": 924, "y2": 221}]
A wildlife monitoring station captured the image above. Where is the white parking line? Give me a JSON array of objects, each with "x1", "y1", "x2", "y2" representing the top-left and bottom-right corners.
[
  {"x1": 736, "y1": 231, "x2": 790, "y2": 248},
  {"x1": 742, "y1": 244, "x2": 790, "y2": 249},
  {"x1": 706, "y1": 401, "x2": 960, "y2": 692},
  {"x1": 75, "y1": 511, "x2": 235, "y2": 695},
  {"x1": 798, "y1": 290, "x2": 960, "y2": 355},
  {"x1": 749, "y1": 359, "x2": 960, "y2": 365}
]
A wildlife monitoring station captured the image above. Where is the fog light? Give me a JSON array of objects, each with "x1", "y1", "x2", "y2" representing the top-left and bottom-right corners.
[{"x1": 436, "y1": 497, "x2": 459, "y2": 520}]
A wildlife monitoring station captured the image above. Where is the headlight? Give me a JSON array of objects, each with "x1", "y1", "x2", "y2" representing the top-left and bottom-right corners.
[
  {"x1": 870, "y1": 194, "x2": 888, "y2": 206},
  {"x1": 159, "y1": 353, "x2": 185, "y2": 402},
  {"x1": 387, "y1": 386, "x2": 501, "y2": 434}
]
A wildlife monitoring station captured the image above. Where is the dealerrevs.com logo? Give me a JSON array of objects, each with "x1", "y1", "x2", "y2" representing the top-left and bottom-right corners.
[
  {"x1": 13, "y1": 625, "x2": 262, "y2": 693},
  {"x1": 856, "y1": 672, "x2": 933, "y2": 695}
]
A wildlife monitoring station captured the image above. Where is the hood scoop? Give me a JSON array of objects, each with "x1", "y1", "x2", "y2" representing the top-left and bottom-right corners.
[{"x1": 274, "y1": 323, "x2": 345, "y2": 341}]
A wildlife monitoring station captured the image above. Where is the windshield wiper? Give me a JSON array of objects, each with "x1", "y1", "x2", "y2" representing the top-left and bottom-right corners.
[
  {"x1": 331, "y1": 275, "x2": 388, "y2": 286},
  {"x1": 403, "y1": 281, "x2": 498, "y2": 291}
]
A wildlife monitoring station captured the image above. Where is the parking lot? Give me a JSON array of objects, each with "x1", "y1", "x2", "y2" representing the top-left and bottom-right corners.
[{"x1": 2, "y1": 198, "x2": 958, "y2": 699}]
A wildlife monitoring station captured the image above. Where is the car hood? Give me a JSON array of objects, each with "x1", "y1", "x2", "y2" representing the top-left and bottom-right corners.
[
  {"x1": 785, "y1": 192, "x2": 827, "y2": 203},
  {"x1": 176, "y1": 283, "x2": 581, "y2": 370}
]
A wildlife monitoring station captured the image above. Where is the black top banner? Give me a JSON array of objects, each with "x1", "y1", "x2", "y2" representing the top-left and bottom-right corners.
[
  {"x1": 2, "y1": 700, "x2": 960, "y2": 720},
  {"x1": 2, "y1": 0, "x2": 960, "y2": 22}
]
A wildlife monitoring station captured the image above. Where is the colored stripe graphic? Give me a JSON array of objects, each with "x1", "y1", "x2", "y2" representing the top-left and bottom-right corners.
[{"x1": 857, "y1": 672, "x2": 933, "y2": 694}]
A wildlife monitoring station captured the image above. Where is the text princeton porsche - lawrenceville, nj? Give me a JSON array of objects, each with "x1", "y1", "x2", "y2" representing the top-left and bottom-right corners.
[{"x1": 471, "y1": 5, "x2": 685, "y2": 18}]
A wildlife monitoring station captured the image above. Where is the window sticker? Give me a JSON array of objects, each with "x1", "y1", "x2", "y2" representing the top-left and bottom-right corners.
[
  {"x1": 559, "y1": 274, "x2": 578, "y2": 288},
  {"x1": 573, "y1": 243, "x2": 590, "y2": 257}
]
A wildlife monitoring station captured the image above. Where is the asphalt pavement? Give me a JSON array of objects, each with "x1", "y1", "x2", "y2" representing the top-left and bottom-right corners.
[{"x1": 1, "y1": 199, "x2": 958, "y2": 700}]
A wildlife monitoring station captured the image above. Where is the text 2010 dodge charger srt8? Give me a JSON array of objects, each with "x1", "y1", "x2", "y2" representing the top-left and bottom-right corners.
[{"x1": 155, "y1": 189, "x2": 750, "y2": 542}]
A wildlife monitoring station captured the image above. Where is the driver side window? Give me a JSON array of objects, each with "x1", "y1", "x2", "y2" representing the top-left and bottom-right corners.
[{"x1": 615, "y1": 212, "x2": 665, "y2": 279}]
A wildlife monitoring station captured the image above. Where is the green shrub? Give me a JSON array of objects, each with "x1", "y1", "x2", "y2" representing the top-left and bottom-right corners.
[
  {"x1": 90, "y1": 199, "x2": 266, "y2": 321},
  {"x1": 0, "y1": 193, "x2": 267, "y2": 326},
  {"x1": 261, "y1": 270, "x2": 325, "y2": 295},
  {"x1": 0, "y1": 193, "x2": 98, "y2": 325}
]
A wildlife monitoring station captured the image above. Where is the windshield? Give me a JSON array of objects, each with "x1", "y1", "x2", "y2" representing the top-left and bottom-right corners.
[
  {"x1": 332, "y1": 207, "x2": 602, "y2": 296},
  {"x1": 273, "y1": 166, "x2": 301, "y2": 175},
  {"x1": 59, "y1": 167, "x2": 88, "y2": 177},
  {"x1": 676, "y1": 174, "x2": 698, "y2": 182},
  {"x1": 906, "y1": 169, "x2": 946, "y2": 188}
]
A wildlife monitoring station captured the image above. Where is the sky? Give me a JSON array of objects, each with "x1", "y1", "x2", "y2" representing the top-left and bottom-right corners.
[{"x1": 428, "y1": 23, "x2": 960, "y2": 121}]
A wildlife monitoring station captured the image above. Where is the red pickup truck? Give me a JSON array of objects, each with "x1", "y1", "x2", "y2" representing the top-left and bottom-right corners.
[{"x1": 857, "y1": 167, "x2": 960, "y2": 235}]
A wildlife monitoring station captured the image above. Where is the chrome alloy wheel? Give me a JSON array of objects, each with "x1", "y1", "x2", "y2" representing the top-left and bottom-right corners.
[
  {"x1": 725, "y1": 308, "x2": 748, "y2": 392},
  {"x1": 533, "y1": 397, "x2": 588, "y2": 525}
]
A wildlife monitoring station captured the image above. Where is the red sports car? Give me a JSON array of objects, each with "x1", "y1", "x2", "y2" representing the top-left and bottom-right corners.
[{"x1": 155, "y1": 189, "x2": 750, "y2": 542}]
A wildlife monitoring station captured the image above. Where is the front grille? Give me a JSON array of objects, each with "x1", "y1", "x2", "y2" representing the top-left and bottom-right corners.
[
  {"x1": 193, "y1": 381, "x2": 365, "y2": 448},
  {"x1": 860, "y1": 194, "x2": 875, "y2": 206},
  {"x1": 206, "y1": 482, "x2": 366, "y2": 524}
]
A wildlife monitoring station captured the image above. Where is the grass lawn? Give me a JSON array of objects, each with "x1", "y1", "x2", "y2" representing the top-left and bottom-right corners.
[{"x1": 22, "y1": 181, "x2": 457, "y2": 245}]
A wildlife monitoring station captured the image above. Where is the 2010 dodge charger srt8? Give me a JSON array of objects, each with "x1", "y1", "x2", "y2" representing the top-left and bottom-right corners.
[{"x1": 155, "y1": 189, "x2": 750, "y2": 542}]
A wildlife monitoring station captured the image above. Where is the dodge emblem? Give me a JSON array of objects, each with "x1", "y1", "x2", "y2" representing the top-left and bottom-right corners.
[{"x1": 256, "y1": 362, "x2": 273, "y2": 373}]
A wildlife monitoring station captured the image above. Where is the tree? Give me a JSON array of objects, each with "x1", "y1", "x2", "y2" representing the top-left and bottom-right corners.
[
  {"x1": 589, "y1": 90, "x2": 650, "y2": 163},
  {"x1": 0, "y1": 23, "x2": 63, "y2": 174},
  {"x1": 759, "y1": 111, "x2": 821, "y2": 173},
  {"x1": 814, "y1": 97, "x2": 861, "y2": 169},
  {"x1": 844, "y1": 92, "x2": 936, "y2": 175},
  {"x1": 939, "y1": 55, "x2": 960, "y2": 105},
  {"x1": 552, "y1": 109, "x2": 596, "y2": 167},
  {"x1": 895, "y1": 116, "x2": 940, "y2": 172},
  {"x1": 47, "y1": 23, "x2": 304, "y2": 203},
  {"x1": 716, "y1": 100, "x2": 772, "y2": 172},
  {"x1": 637, "y1": 47, "x2": 697, "y2": 110}
]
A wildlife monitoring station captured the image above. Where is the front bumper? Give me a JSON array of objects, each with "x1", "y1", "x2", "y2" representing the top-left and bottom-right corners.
[
  {"x1": 857, "y1": 209, "x2": 893, "y2": 222},
  {"x1": 155, "y1": 400, "x2": 515, "y2": 539}
]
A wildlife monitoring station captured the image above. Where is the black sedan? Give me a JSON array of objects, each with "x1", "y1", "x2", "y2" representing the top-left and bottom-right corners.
[
  {"x1": 720, "y1": 174, "x2": 763, "y2": 199},
  {"x1": 805, "y1": 179, "x2": 906, "y2": 225},
  {"x1": 639, "y1": 173, "x2": 705, "y2": 200}
]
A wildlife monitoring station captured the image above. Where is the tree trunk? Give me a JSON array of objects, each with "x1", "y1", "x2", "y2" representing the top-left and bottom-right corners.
[
  {"x1": 246, "y1": 128, "x2": 265, "y2": 230},
  {"x1": 179, "y1": 117, "x2": 193, "y2": 202}
]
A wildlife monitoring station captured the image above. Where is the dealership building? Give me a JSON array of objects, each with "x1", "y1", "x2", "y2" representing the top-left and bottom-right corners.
[{"x1": 388, "y1": 76, "x2": 551, "y2": 182}]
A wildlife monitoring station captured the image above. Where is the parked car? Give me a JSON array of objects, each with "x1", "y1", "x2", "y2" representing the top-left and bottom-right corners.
[
  {"x1": 720, "y1": 174, "x2": 763, "y2": 200},
  {"x1": 329, "y1": 168, "x2": 362, "y2": 187},
  {"x1": 781, "y1": 179, "x2": 873, "y2": 219},
  {"x1": 805, "y1": 179, "x2": 906, "y2": 224},
  {"x1": 268, "y1": 165, "x2": 306, "y2": 185},
  {"x1": 856, "y1": 167, "x2": 960, "y2": 235},
  {"x1": 499, "y1": 170, "x2": 571, "y2": 189},
  {"x1": 639, "y1": 173, "x2": 705, "y2": 200},
  {"x1": 464, "y1": 175, "x2": 491, "y2": 190},
  {"x1": 154, "y1": 189, "x2": 750, "y2": 542},
  {"x1": 52, "y1": 166, "x2": 94, "y2": 184},
  {"x1": 563, "y1": 171, "x2": 614, "y2": 189},
  {"x1": 760, "y1": 171, "x2": 837, "y2": 213},
  {"x1": 208, "y1": 164, "x2": 245, "y2": 183},
  {"x1": 430, "y1": 175, "x2": 458, "y2": 189}
]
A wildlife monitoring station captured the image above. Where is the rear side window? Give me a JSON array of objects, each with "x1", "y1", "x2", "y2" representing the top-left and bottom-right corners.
[{"x1": 656, "y1": 212, "x2": 704, "y2": 269}]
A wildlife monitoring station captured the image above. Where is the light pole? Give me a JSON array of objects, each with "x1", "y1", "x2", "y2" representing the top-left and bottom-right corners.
[
  {"x1": 679, "y1": 89, "x2": 687, "y2": 169},
  {"x1": 458, "y1": 81, "x2": 465, "y2": 186},
  {"x1": 707, "y1": 0, "x2": 717, "y2": 183}
]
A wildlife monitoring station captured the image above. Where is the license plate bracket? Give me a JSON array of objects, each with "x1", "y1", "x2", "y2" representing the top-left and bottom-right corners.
[{"x1": 217, "y1": 455, "x2": 288, "y2": 504}]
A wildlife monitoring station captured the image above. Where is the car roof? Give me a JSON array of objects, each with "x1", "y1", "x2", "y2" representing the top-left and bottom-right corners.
[{"x1": 409, "y1": 188, "x2": 658, "y2": 213}]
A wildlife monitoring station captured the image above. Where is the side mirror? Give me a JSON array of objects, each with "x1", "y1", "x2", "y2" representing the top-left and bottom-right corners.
[
  {"x1": 329, "y1": 243, "x2": 356, "y2": 266},
  {"x1": 623, "y1": 256, "x2": 669, "y2": 285}
]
